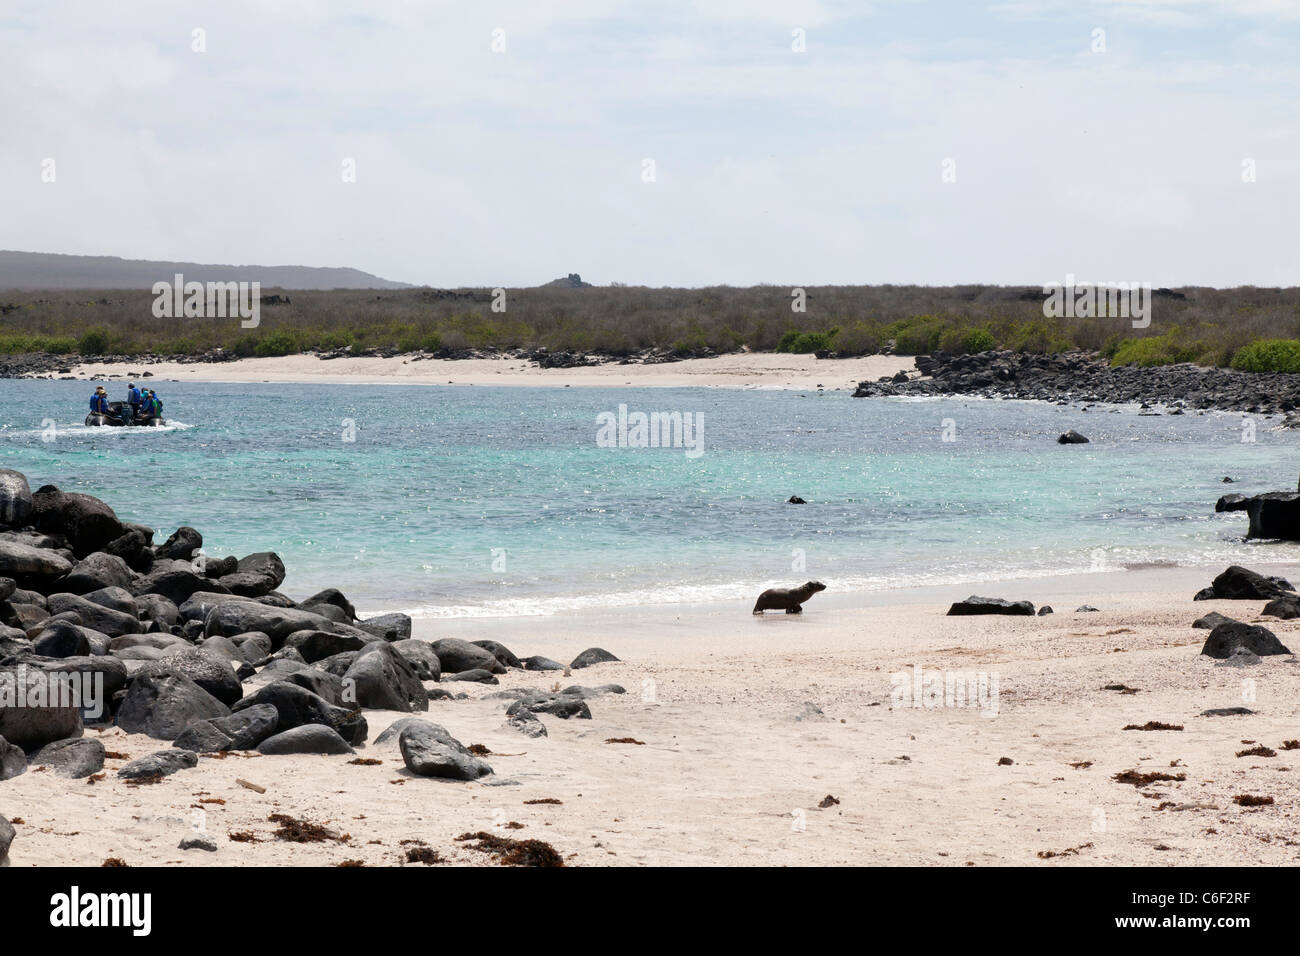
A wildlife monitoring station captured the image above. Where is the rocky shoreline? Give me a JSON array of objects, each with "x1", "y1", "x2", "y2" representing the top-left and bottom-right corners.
[
  {"x1": 0, "y1": 468, "x2": 622, "y2": 865},
  {"x1": 853, "y1": 349, "x2": 1300, "y2": 419}
]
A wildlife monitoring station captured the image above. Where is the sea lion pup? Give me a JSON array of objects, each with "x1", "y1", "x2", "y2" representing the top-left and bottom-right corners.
[{"x1": 752, "y1": 581, "x2": 826, "y2": 615}]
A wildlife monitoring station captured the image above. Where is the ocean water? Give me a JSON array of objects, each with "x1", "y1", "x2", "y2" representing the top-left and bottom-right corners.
[{"x1": 1, "y1": 378, "x2": 1297, "y2": 617}]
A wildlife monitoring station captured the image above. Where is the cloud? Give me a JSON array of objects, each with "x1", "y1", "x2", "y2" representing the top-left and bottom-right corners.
[{"x1": 0, "y1": 0, "x2": 1296, "y2": 286}]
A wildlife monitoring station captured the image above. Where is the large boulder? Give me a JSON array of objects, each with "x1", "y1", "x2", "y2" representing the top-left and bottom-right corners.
[
  {"x1": 505, "y1": 691, "x2": 591, "y2": 720},
  {"x1": 136, "y1": 649, "x2": 243, "y2": 706},
  {"x1": 946, "y1": 596, "x2": 1035, "y2": 616},
  {"x1": 398, "y1": 720, "x2": 492, "y2": 780},
  {"x1": 31, "y1": 621, "x2": 91, "y2": 658},
  {"x1": 3, "y1": 602, "x2": 49, "y2": 631},
  {"x1": 301, "y1": 588, "x2": 357, "y2": 621},
  {"x1": 80, "y1": 585, "x2": 140, "y2": 617},
  {"x1": 391, "y1": 639, "x2": 441, "y2": 681},
  {"x1": 36, "y1": 656, "x2": 128, "y2": 721},
  {"x1": 0, "y1": 814, "x2": 13, "y2": 864},
  {"x1": 1262, "y1": 595, "x2": 1300, "y2": 619},
  {"x1": 430, "y1": 638, "x2": 504, "y2": 674},
  {"x1": 257, "y1": 724, "x2": 355, "y2": 755},
  {"x1": 33, "y1": 737, "x2": 105, "y2": 778},
  {"x1": 570, "y1": 647, "x2": 620, "y2": 669},
  {"x1": 59, "y1": 553, "x2": 133, "y2": 595},
  {"x1": 342, "y1": 642, "x2": 428, "y2": 712},
  {"x1": 114, "y1": 673, "x2": 230, "y2": 740},
  {"x1": 1196, "y1": 565, "x2": 1295, "y2": 601},
  {"x1": 133, "y1": 566, "x2": 229, "y2": 605},
  {"x1": 217, "y1": 552, "x2": 286, "y2": 597},
  {"x1": 474, "y1": 640, "x2": 522, "y2": 669},
  {"x1": 230, "y1": 681, "x2": 367, "y2": 745},
  {"x1": 357, "y1": 612, "x2": 411, "y2": 642},
  {"x1": 285, "y1": 629, "x2": 367, "y2": 663},
  {"x1": 46, "y1": 593, "x2": 139, "y2": 637},
  {"x1": 177, "y1": 590, "x2": 254, "y2": 623},
  {"x1": 30, "y1": 488, "x2": 123, "y2": 558},
  {"x1": 278, "y1": 667, "x2": 346, "y2": 705},
  {"x1": 118, "y1": 749, "x2": 197, "y2": 780},
  {"x1": 1200, "y1": 621, "x2": 1292, "y2": 659},
  {"x1": 154, "y1": 526, "x2": 202, "y2": 561},
  {"x1": 0, "y1": 735, "x2": 28, "y2": 779},
  {"x1": 173, "y1": 703, "x2": 279, "y2": 752},
  {"x1": 135, "y1": 593, "x2": 180, "y2": 629},
  {"x1": 0, "y1": 469, "x2": 33, "y2": 528},
  {"x1": 1218, "y1": 492, "x2": 1300, "y2": 541},
  {"x1": 0, "y1": 665, "x2": 84, "y2": 750},
  {"x1": 203, "y1": 603, "x2": 335, "y2": 644},
  {"x1": 104, "y1": 528, "x2": 152, "y2": 573},
  {"x1": 0, "y1": 540, "x2": 73, "y2": 581}
]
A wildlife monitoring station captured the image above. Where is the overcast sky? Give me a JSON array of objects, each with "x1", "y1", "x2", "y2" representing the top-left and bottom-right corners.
[{"x1": 2, "y1": 1, "x2": 1298, "y2": 287}]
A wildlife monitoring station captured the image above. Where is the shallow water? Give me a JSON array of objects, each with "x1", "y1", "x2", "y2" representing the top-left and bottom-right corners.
[{"x1": 2, "y1": 378, "x2": 1296, "y2": 616}]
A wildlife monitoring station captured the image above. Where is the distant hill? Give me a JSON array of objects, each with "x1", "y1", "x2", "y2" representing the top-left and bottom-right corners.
[{"x1": 0, "y1": 250, "x2": 410, "y2": 291}]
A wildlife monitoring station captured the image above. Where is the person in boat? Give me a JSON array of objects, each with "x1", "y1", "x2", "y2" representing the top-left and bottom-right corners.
[
  {"x1": 89, "y1": 386, "x2": 110, "y2": 416},
  {"x1": 144, "y1": 389, "x2": 163, "y2": 419},
  {"x1": 126, "y1": 382, "x2": 142, "y2": 420}
]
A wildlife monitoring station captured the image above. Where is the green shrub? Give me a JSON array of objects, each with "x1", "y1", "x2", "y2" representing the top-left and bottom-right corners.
[
  {"x1": 892, "y1": 316, "x2": 945, "y2": 355},
  {"x1": 1110, "y1": 330, "x2": 1213, "y2": 368},
  {"x1": 41, "y1": 336, "x2": 77, "y2": 355},
  {"x1": 774, "y1": 328, "x2": 838, "y2": 353},
  {"x1": 938, "y1": 326, "x2": 996, "y2": 355},
  {"x1": 252, "y1": 329, "x2": 304, "y2": 357},
  {"x1": 77, "y1": 328, "x2": 111, "y2": 356},
  {"x1": 1230, "y1": 339, "x2": 1300, "y2": 373},
  {"x1": 834, "y1": 323, "x2": 882, "y2": 356}
]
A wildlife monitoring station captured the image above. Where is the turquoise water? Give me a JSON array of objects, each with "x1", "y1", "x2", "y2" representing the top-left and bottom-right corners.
[{"x1": 1, "y1": 378, "x2": 1296, "y2": 616}]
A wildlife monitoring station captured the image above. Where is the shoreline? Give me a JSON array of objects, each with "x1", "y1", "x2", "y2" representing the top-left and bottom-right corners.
[
  {"x1": 53, "y1": 353, "x2": 916, "y2": 391},
  {"x1": 367, "y1": 558, "x2": 1300, "y2": 623}
]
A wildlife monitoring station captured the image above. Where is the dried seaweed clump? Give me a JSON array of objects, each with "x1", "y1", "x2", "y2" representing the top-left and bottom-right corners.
[
  {"x1": 1122, "y1": 721, "x2": 1183, "y2": 732},
  {"x1": 1233, "y1": 794, "x2": 1274, "y2": 807},
  {"x1": 1113, "y1": 770, "x2": 1186, "y2": 787},
  {"x1": 267, "y1": 813, "x2": 348, "y2": 844},
  {"x1": 455, "y1": 830, "x2": 565, "y2": 867}
]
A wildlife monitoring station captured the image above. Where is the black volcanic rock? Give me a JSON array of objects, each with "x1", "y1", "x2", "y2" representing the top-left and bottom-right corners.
[
  {"x1": 1198, "y1": 565, "x2": 1295, "y2": 601},
  {"x1": 947, "y1": 596, "x2": 1035, "y2": 616},
  {"x1": 1200, "y1": 621, "x2": 1291, "y2": 659},
  {"x1": 850, "y1": 349, "x2": 1300, "y2": 417}
]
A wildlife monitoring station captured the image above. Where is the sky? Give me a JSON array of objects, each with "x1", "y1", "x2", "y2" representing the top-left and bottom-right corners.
[{"x1": 2, "y1": 0, "x2": 1298, "y2": 288}]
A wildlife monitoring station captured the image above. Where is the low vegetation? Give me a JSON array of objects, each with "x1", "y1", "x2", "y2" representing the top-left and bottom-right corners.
[{"x1": 1, "y1": 284, "x2": 1297, "y2": 369}]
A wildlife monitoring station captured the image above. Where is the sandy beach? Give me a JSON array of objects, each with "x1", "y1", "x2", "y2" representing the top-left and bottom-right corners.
[
  {"x1": 67, "y1": 352, "x2": 916, "y2": 391},
  {"x1": 5, "y1": 563, "x2": 1299, "y2": 867}
]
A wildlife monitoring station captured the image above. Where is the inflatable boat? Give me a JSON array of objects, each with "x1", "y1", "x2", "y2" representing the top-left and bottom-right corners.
[{"x1": 86, "y1": 402, "x2": 165, "y2": 427}]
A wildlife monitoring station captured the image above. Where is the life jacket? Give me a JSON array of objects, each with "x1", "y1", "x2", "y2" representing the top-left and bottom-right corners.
[
  {"x1": 90, "y1": 394, "x2": 108, "y2": 413},
  {"x1": 128, "y1": 387, "x2": 141, "y2": 405}
]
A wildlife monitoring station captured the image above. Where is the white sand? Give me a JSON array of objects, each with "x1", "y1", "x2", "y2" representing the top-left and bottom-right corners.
[
  {"x1": 68, "y1": 352, "x2": 915, "y2": 391},
  {"x1": 5, "y1": 563, "x2": 1300, "y2": 867}
]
